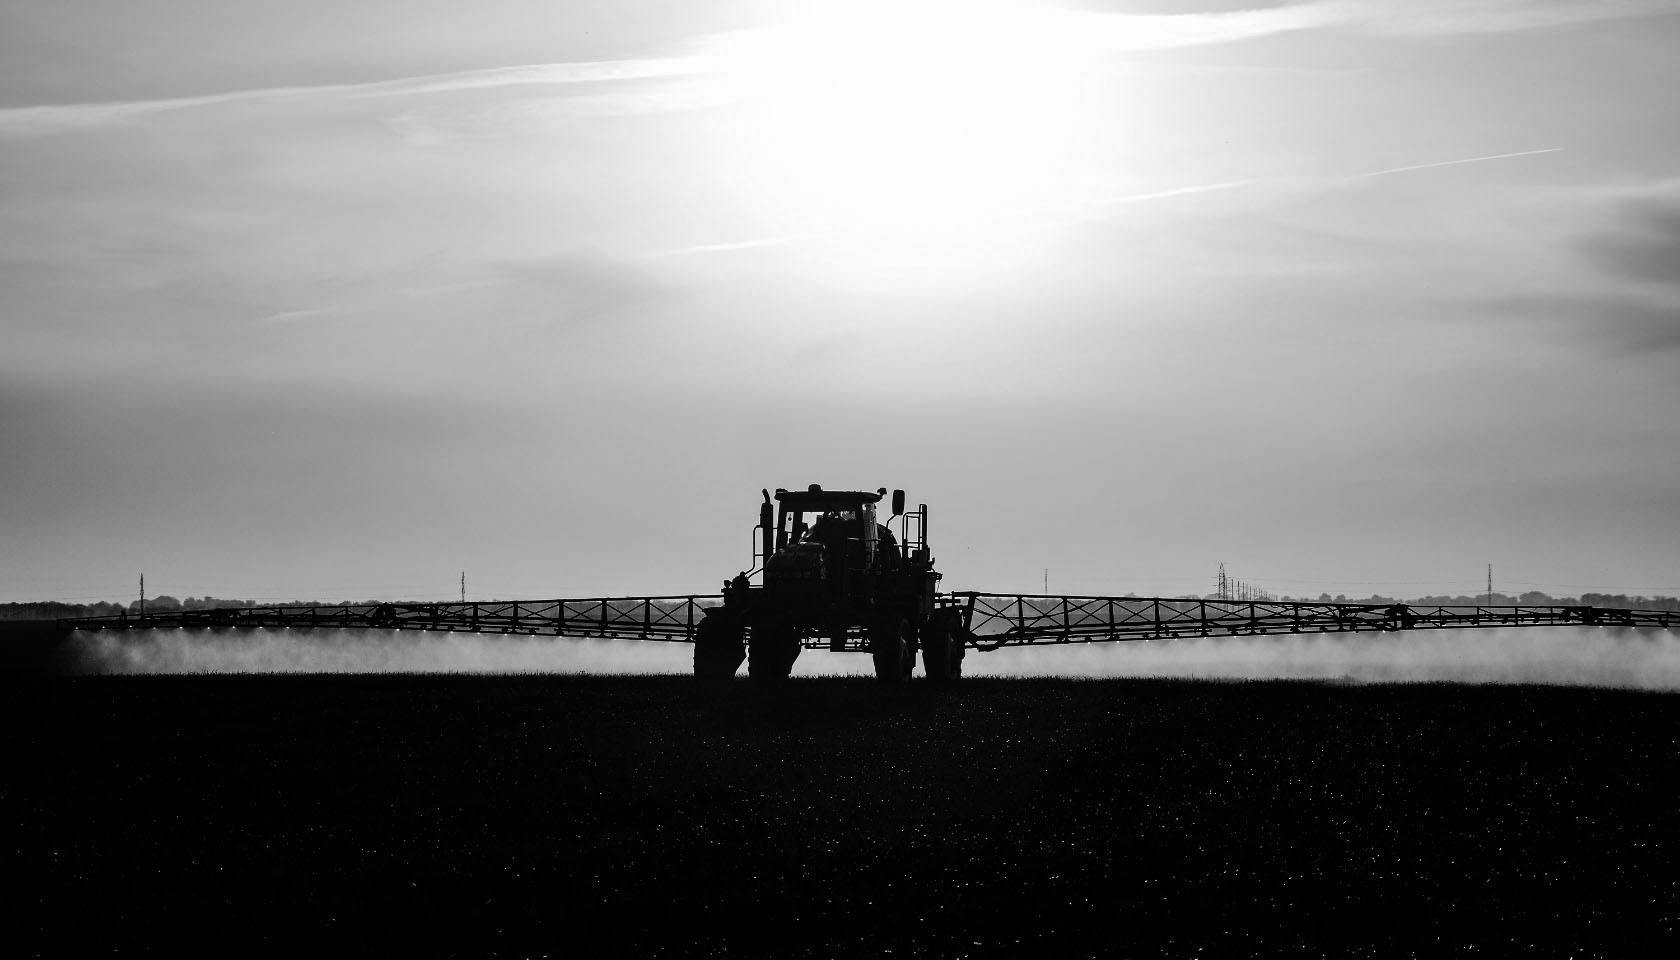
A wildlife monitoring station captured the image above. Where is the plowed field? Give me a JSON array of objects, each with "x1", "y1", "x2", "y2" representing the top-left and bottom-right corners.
[{"x1": 8, "y1": 674, "x2": 1678, "y2": 957}]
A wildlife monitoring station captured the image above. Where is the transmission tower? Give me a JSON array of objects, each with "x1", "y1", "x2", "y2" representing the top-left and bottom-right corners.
[{"x1": 1216, "y1": 564, "x2": 1277, "y2": 602}]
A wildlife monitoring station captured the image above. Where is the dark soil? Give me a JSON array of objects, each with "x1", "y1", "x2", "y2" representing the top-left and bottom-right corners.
[{"x1": 6, "y1": 673, "x2": 1678, "y2": 958}]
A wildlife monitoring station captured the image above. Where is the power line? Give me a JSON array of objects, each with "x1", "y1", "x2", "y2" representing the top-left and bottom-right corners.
[{"x1": 1215, "y1": 564, "x2": 1273, "y2": 602}]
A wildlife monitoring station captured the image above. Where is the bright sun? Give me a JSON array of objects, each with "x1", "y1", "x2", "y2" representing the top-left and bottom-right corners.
[{"x1": 700, "y1": 0, "x2": 1095, "y2": 286}]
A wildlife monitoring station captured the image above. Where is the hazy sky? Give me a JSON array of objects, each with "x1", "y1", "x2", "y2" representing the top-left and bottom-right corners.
[{"x1": 3, "y1": 0, "x2": 1678, "y2": 605}]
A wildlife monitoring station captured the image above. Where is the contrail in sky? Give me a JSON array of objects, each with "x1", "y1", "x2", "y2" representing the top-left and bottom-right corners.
[
  {"x1": 0, "y1": 58, "x2": 696, "y2": 139},
  {"x1": 1357, "y1": 147, "x2": 1563, "y2": 178},
  {"x1": 647, "y1": 180, "x2": 1261, "y2": 259},
  {"x1": 642, "y1": 233, "x2": 815, "y2": 258},
  {"x1": 644, "y1": 153, "x2": 1557, "y2": 261},
  {"x1": 1094, "y1": 179, "x2": 1259, "y2": 205}
]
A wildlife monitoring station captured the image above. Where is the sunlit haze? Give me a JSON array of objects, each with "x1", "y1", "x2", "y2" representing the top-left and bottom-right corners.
[
  {"x1": 65, "y1": 626, "x2": 1680, "y2": 691},
  {"x1": 3, "y1": 0, "x2": 1678, "y2": 606}
]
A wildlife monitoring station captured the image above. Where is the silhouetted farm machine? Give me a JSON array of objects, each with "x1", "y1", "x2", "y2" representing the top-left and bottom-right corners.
[{"x1": 63, "y1": 484, "x2": 1678, "y2": 681}]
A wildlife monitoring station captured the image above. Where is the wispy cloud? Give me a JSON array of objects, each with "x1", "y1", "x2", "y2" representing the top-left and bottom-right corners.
[
  {"x1": 1564, "y1": 183, "x2": 1680, "y2": 350},
  {"x1": 1329, "y1": 0, "x2": 1680, "y2": 36},
  {"x1": 1060, "y1": 0, "x2": 1680, "y2": 51},
  {"x1": 0, "y1": 57, "x2": 699, "y2": 140},
  {"x1": 1589, "y1": 193, "x2": 1680, "y2": 288},
  {"x1": 8, "y1": 2, "x2": 1673, "y2": 142},
  {"x1": 1066, "y1": 3, "x2": 1342, "y2": 51}
]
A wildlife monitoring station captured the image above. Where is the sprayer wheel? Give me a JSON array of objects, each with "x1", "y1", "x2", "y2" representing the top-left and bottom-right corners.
[
  {"x1": 871, "y1": 616, "x2": 912, "y2": 683},
  {"x1": 693, "y1": 615, "x2": 745, "y2": 679},
  {"x1": 922, "y1": 619, "x2": 954, "y2": 682},
  {"x1": 927, "y1": 615, "x2": 967, "y2": 682},
  {"x1": 748, "y1": 622, "x2": 799, "y2": 681}
]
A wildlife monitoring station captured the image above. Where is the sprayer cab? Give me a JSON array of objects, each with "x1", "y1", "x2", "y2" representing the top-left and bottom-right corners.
[
  {"x1": 697, "y1": 484, "x2": 952, "y2": 683},
  {"x1": 773, "y1": 486, "x2": 885, "y2": 567}
]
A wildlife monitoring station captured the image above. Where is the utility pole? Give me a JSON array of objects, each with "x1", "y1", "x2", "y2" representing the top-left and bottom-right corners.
[
  {"x1": 1043, "y1": 568, "x2": 1048, "y2": 595},
  {"x1": 139, "y1": 573, "x2": 145, "y2": 617},
  {"x1": 461, "y1": 571, "x2": 466, "y2": 604},
  {"x1": 1486, "y1": 563, "x2": 1493, "y2": 606},
  {"x1": 1217, "y1": 563, "x2": 1229, "y2": 601}
]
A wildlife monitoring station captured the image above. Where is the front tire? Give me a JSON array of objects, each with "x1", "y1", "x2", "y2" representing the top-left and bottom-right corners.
[
  {"x1": 748, "y1": 621, "x2": 800, "y2": 681},
  {"x1": 693, "y1": 614, "x2": 744, "y2": 679}
]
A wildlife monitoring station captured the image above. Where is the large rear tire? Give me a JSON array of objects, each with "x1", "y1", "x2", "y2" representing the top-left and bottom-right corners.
[
  {"x1": 693, "y1": 614, "x2": 745, "y2": 679},
  {"x1": 870, "y1": 616, "x2": 915, "y2": 682},
  {"x1": 748, "y1": 621, "x2": 800, "y2": 681},
  {"x1": 921, "y1": 614, "x2": 964, "y2": 682}
]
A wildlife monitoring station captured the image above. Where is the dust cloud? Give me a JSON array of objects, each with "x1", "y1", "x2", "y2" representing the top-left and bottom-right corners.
[
  {"x1": 65, "y1": 628, "x2": 697, "y2": 675},
  {"x1": 63, "y1": 628, "x2": 880, "y2": 676},
  {"x1": 64, "y1": 626, "x2": 1680, "y2": 688},
  {"x1": 967, "y1": 628, "x2": 1680, "y2": 690}
]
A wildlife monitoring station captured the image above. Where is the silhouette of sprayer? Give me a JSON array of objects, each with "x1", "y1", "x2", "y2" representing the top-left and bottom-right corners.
[
  {"x1": 61, "y1": 483, "x2": 1679, "y2": 682},
  {"x1": 693, "y1": 485, "x2": 951, "y2": 682}
]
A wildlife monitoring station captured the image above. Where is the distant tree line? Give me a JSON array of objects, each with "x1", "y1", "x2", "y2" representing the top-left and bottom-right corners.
[
  {"x1": 1266, "y1": 591, "x2": 1680, "y2": 612},
  {"x1": 0, "y1": 597, "x2": 395, "y2": 621}
]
